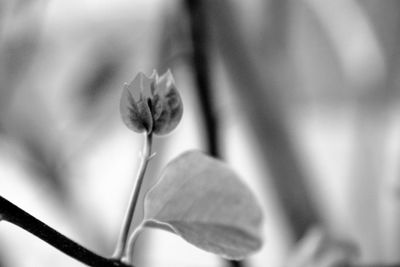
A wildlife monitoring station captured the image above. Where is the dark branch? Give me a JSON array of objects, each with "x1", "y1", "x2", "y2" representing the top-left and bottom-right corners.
[
  {"x1": 185, "y1": 0, "x2": 219, "y2": 157},
  {"x1": 0, "y1": 196, "x2": 131, "y2": 267},
  {"x1": 184, "y1": 1, "x2": 242, "y2": 267}
]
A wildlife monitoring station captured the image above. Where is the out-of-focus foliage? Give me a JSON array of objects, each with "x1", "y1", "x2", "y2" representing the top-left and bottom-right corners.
[{"x1": 287, "y1": 228, "x2": 358, "y2": 267}]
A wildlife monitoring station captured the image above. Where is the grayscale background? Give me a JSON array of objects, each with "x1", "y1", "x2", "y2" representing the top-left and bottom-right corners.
[{"x1": 0, "y1": 0, "x2": 398, "y2": 266}]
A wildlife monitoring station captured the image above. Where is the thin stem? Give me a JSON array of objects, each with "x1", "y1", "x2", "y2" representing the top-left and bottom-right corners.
[
  {"x1": 0, "y1": 196, "x2": 130, "y2": 267},
  {"x1": 125, "y1": 222, "x2": 145, "y2": 264},
  {"x1": 113, "y1": 133, "x2": 153, "y2": 260}
]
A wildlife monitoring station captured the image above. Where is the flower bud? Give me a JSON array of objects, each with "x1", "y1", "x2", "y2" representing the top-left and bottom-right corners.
[{"x1": 120, "y1": 70, "x2": 183, "y2": 135}]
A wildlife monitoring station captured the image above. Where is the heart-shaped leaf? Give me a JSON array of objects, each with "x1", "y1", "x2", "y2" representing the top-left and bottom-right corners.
[{"x1": 143, "y1": 151, "x2": 263, "y2": 260}]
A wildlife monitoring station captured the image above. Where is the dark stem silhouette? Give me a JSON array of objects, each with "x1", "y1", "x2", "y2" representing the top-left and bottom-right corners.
[
  {"x1": 0, "y1": 196, "x2": 131, "y2": 267},
  {"x1": 184, "y1": 1, "x2": 242, "y2": 267}
]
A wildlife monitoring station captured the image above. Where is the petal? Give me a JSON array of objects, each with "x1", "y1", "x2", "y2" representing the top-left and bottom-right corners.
[
  {"x1": 120, "y1": 83, "x2": 146, "y2": 133},
  {"x1": 157, "y1": 69, "x2": 175, "y2": 95},
  {"x1": 120, "y1": 72, "x2": 156, "y2": 133},
  {"x1": 152, "y1": 101, "x2": 172, "y2": 134},
  {"x1": 125, "y1": 72, "x2": 145, "y2": 100},
  {"x1": 148, "y1": 70, "x2": 158, "y2": 96},
  {"x1": 152, "y1": 86, "x2": 183, "y2": 135},
  {"x1": 137, "y1": 96, "x2": 153, "y2": 133}
]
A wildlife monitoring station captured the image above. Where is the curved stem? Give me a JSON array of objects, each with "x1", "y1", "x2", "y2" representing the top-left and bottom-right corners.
[
  {"x1": 0, "y1": 196, "x2": 130, "y2": 267},
  {"x1": 113, "y1": 133, "x2": 153, "y2": 260},
  {"x1": 125, "y1": 222, "x2": 145, "y2": 264}
]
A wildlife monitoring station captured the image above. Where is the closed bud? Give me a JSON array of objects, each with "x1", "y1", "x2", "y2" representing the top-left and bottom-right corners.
[{"x1": 120, "y1": 70, "x2": 183, "y2": 135}]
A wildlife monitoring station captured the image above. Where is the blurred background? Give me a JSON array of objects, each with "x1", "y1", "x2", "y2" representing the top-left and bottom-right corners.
[{"x1": 0, "y1": 0, "x2": 399, "y2": 266}]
